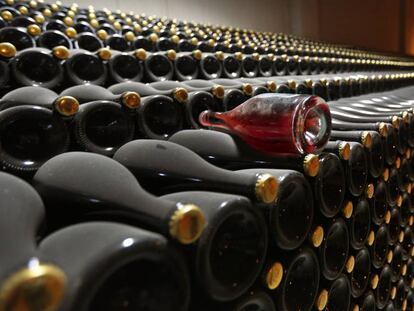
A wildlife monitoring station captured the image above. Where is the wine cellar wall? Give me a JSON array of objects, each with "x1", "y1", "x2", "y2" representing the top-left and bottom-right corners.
[{"x1": 0, "y1": 1, "x2": 414, "y2": 311}]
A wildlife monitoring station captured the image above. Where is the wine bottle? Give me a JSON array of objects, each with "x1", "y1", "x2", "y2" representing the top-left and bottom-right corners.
[
  {"x1": 63, "y1": 48, "x2": 108, "y2": 86},
  {"x1": 168, "y1": 128, "x2": 321, "y2": 177},
  {"x1": 73, "y1": 31, "x2": 104, "y2": 51},
  {"x1": 389, "y1": 244, "x2": 405, "y2": 282},
  {"x1": 0, "y1": 172, "x2": 66, "y2": 311},
  {"x1": 350, "y1": 247, "x2": 372, "y2": 298},
  {"x1": 399, "y1": 157, "x2": 412, "y2": 192},
  {"x1": 388, "y1": 208, "x2": 402, "y2": 245},
  {"x1": 319, "y1": 274, "x2": 351, "y2": 311},
  {"x1": 106, "y1": 50, "x2": 143, "y2": 83},
  {"x1": 160, "y1": 191, "x2": 267, "y2": 302},
  {"x1": 38, "y1": 222, "x2": 191, "y2": 311},
  {"x1": 144, "y1": 50, "x2": 174, "y2": 82},
  {"x1": 273, "y1": 54, "x2": 287, "y2": 75},
  {"x1": 113, "y1": 139, "x2": 278, "y2": 204},
  {"x1": 387, "y1": 166, "x2": 401, "y2": 206},
  {"x1": 258, "y1": 54, "x2": 274, "y2": 77},
  {"x1": 240, "y1": 53, "x2": 259, "y2": 78},
  {"x1": 173, "y1": 51, "x2": 199, "y2": 80},
  {"x1": 33, "y1": 152, "x2": 205, "y2": 244},
  {"x1": 263, "y1": 247, "x2": 320, "y2": 311},
  {"x1": 10, "y1": 46, "x2": 66, "y2": 89},
  {"x1": 198, "y1": 51, "x2": 223, "y2": 80},
  {"x1": 0, "y1": 26, "x2": 36, "y2": 50},
  {"x1": 318, "y1": 218, "x2": 350, "y2": 280},
  {"x1": 221, "y1": 52, "x2": 241, "y2": 78},
  {"x1": 370, "y1": 178, "x2": 388, "y2": 225},
  {"x1": 352, "y1": 290, "x2": 376, "y2": 311},
  {"x1": 185, "y1": 90, "x2": 217, "y2": 128},
  {"x1": 199, "y1": 93, "x2": 332, "y2": 155},
  {"x1": 37, "y1": 29, "x2": 72, "y2": 50},
  {"x1": 374, "y1": 264, "x2": 393, "y2": 309},
  {"x1": 398, "y1": 192, "x2": 411, "y2": 228},
  {"x1": 370, "y1": 224, "x2": 391, "y2": 268},
  {"x1": 236, "y1": 168, "x2": 313, "y2": 250},
  {"x1": 348, "y1": 198, "x2": 371, "y2": 249},
  {"x1": 392, "y1": 278, "x2": 407, "y2": 311}
]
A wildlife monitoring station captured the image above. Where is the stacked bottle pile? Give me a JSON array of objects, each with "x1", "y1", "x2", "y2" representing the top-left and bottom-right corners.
[{"x1": 1, "y1": 1, "x2": 414, "y2": 311}]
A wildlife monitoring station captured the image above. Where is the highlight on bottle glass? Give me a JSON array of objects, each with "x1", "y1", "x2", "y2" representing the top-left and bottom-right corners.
[{"x1": 199, "y1": 93, "x2": 332, "y2": 155}]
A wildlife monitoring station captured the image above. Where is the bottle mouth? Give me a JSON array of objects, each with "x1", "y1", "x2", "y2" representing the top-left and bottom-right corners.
[
  {"x1": 282, "y1": 248, "x2": 320, "y2": 311},
  {"x1": 350, "y1": 199, "x2": 371, "y2": 249},
  {"x1": 0, "y1": 28, "x2": 34, "y2": 51},
  {"x1": 317, "y1": 153, "x2": 345, "y2": 217},
  {"x1": 271, "y1": 174, "x2": 314, "y2": 250},
  {"x1": 75, "y1": 102, "x2": 135, "y2": 156},
  {"x1": 203, "y1": 208, "x2": 267, "y2": 301},
  {"x1": 0, "y1": 263, "x2": 66, "y2": 311},
  {"x1": 258, "y1": 58, "x2": 272, "y2": 75},
  {"x1": 293, "y1": 96, "x2": 332, "y2": 154},
  {"x1": 348, "y1": 143, "x2": 368, "y2": 196},
  {"x1": 223, "y1": 56, "x2": 241, "y2": 77},
  {"x1": 110, "y1": 54, "x2": 143, "y2": 81},
  {"x1": 14, "y1": 50, "x2": 62, "y2": 86},
  {"x1": 146, "y1": 54, "x2": 173, "y2": 79},
  {"x1": 188, "y1": 92, "x2": 215, "y2": 128},
  {"x1": 326, "y1": 275, "x2": 351, "y2": 311},
  {"x1": 321, "y1": 219, "x2": 349, "y2": 280},
  {"x1": 169, "y1": 203, "x2": 205, "y2": 244},
  {"x1": 351, "y1": 248, "x2": 371, "y2": 297},
  {"x1": 67, "y1": 53, "x2": 106, "y2": 84},
  {"x1": 0, "y1": 106, "x2": 69, "y2": 172},
  {"x1": 141, "y1": 96, "x2": 184, "y2": 139},
  {"x1": 241, "y1": 57, "x2": 258, "y2": 77},
  {"x1": 88, "y1": 252, "x2": 189, "y2": 311}
]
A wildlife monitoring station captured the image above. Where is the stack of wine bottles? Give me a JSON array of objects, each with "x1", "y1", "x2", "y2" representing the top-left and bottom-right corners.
[{"x1": 1, "y1": 1, "x2": 414, "y2": 311}]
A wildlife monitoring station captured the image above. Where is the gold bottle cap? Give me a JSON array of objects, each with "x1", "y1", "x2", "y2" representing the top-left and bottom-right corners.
[
  {"x1": 173, "y1": 87, "x2": 188, "y2": 103},
  {"x1": 402, "y1": 299, "x2": 407, "y2": 310},
  {"x1": 399, "y1": 230, "x2": 405, "y2": 243},
  {"x1": 0, "y1": 264, "x2": 66, "y2": 311},
  {"x1": 361, "y1": 131, "x2": 372, "y2": 148},
  {"x1": 234, "y1": 51, "x2": 243, "y2": 61},
  {"x1": 342, "y1": 201, "x2": 353, "y2": 219},
  {"x1": 169, "y1": 203, "x2": 205, "y2": 244},
  {"x1": 242, "y1": 83, "x2": 253, "y2": 96},
  {"x1": 54, "y1": 96, "x2": 79, "y2": 116},
  {"x1": 135, "y1": 48, "x2": 147, "y2": 61},
  {"x1": 52, "y1": 46, "x2": 69, "y2": 60},
  {"x1": 315, "y1": 289, "x2": 329, "y2": 311},
  {"x1": 27, "y1": 24, "x2": 41, "y2": 36},
  {"x1": 311, "y1": 226, "x2": 324, "y2": 248},
  {"x1": 411, "y1": 278, "x2": 414, "y2": 288},
  {"x1": 409, "y1": 215, "x2": 414, "y2": 226},
  {"x1": 266, "y1": 81, "x2": 277, "y2": 92},
  {"x1": 255, "y1": 173, "x2": 278, "y2": 204},
  {"x1": 211, "y1": 85, "x2": 225, "y2": 99},
  {"x1": 378, "y1": 122, "x2": 388, "y2": 137},
  {"x1": 18, "y1": 6, "x2": 28, "y2": 15},
  {"x1": 386, "y1": 249, "x2": 393, "y2": 263},
  {"x1": 34, "y1": 15, "x2": 45, "y2": 24},
  {"x1": 0, "y1": 42, "x2": 16, "y2": 58},
  {"x1": 391, "y1": 286, "x2": 397, "y2": 300},
  {"x1": 190, "y1": 37, "x2": 198, "y2": 46},
  {"x1": 392, "y1": 116, "x2": 401, "y2": 129},
  {"x1": 338, "y1": 141, "x2": 350, "y2": 160},
  {"x1": 397, "y1": 195, "x2": 403, "y2": 207},
  {"x1": 192, "y1": 49, "x2": 202, "y2": 60},
  {"x1": 385, "y1": 210, "x2": 391, "y2": 224},
  {"x1": 113, "y1": 22, "x2": 122, "y2": 31},
  {"x1": 166, "y1": 49, "x2": 176, "y2": 61},
  {"x1": 371, "y1": 274, "x2": 379, "y2": 289},
  {"x1": 29, "y1": 0, "x2": 37, "y2": 8},
  {"x1": 352, "y1": 305, "x2": 360, "y2": 311},
  {"x1": 89, "y1": 19, "x2": 99, "y2": 29},
  {"x1": 122, "y1": 92, "x2": 141, "y2": 109},
  {"x1": 65, "y1": 27, "x2": 77, "y2": 39},
  {"x1": 405, "y1": 148, "x2": 411, "y2": 159},
  {"x1": 98, "y1": 48, "x2": 111, "y2": 60},
  {"x1": 124, "y1": 31, "x2": 135, "y2": 42},
  {"x1": 96, "y1": 29, "x2": 108, "y2": 40},
  {"x1": 383, "y1": 168, "x2": 389, "y2": 181},
  {"x1": 5, "y1": 0, "x2": 13, "y2": 4},
  {"x1": 402, "y1": 264, "x2": 407, "y2": 276},
  {"x1": 265, "y1": 262, "x2": 283, "y2": 290},
  {"x1": 303, "y1": 154, "x2": 320, "y2": 177},
  {"x1": 67, "y1": 10, "x2": 75, "y2": 18},
  {"x1": 395, "y1": 156, "x2": 401, "y2": 169},
  {"x1": 287, "y1": 80, "x2": 296, "y2": 90},
  {"x1": 365, "y1": 183, "x2": 374, "y2": 199},
  {"x1": 1, "y1": 11, "x2": 13, "y2": 22},
  {"x1": 346, "y1": 255, "x2": 355, "y2": 273},
  {"x1": 42, "y1": 8, "x2": 52, "y2": 17},
  {"x1": 402, "y1": 111, "x2": 411, "y2": 124},
  {"x1": 215, "y1": 51, "x2": 224, "y2": 61},
  {"x1": 63, "y1": 16, "x2": 74, "y2": 27},
  {"x1": 367, "y1": 230, "x2": 375, "y2": 246},
  {"x1": 149, "y1": 33, "x2": 158, "y2": 43}
]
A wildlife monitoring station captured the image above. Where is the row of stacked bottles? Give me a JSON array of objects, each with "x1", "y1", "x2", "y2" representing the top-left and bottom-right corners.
[{"x1": 1, "y1": 1, "x2": 414, "y2": 311}]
